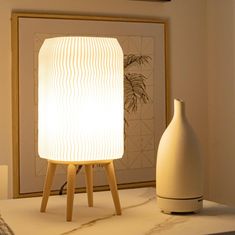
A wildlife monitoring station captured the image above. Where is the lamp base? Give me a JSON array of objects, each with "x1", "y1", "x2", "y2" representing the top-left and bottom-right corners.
[
  {"x1": 40, "y1": 160, "x2": 121, "y2": 221},
  {"x1": 157, "y1": 196, "x2": 203, "y2": 214}
]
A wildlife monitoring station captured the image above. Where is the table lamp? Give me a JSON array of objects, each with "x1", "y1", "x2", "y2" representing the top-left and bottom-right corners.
[{"x1": 38, "y1": 36, "x2": 124, "y2": 221}]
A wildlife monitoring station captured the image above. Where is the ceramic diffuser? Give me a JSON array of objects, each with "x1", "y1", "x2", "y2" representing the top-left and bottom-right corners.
[{"x1": 156, "y1": 99, "x2": 203, "y2": 213}]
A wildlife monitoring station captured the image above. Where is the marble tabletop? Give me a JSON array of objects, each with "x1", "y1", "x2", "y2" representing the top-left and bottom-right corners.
[{"x1": 0, "y1": 187, "x2": 235, "y2": 235}]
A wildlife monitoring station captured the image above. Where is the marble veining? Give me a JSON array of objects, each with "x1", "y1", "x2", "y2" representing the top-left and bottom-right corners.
[
  {"x1": 60, "y1": 187, "x2": 190, "y2": 235},
  {"x1": 1, "y1": 188, "x2": 235, "y2": 235},
  {"x1": 145, "y1": 217, "x2": 188, "y2": 235},
  {"x1": 60, "y1": 194, "x2": 156, "y2": 235}
]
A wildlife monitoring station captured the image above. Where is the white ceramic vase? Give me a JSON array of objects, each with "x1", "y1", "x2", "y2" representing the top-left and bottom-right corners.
[{"x1": 156, "y1": 99, "x2": 203, "y2": 213}]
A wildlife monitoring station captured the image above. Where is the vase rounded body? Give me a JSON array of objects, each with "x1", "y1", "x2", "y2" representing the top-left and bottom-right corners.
[{"x1": 156, "y1": 99, "x2": 203, "y2": 213}]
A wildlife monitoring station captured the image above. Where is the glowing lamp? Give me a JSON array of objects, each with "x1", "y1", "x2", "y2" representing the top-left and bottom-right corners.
[{"x1": 38, "y1": 37, "x2": 124, "y2": 221}]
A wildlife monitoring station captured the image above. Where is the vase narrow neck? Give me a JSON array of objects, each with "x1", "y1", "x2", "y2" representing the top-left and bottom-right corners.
[{"x1": 173, "y1": 99, "x2": 186, "y2": 119}]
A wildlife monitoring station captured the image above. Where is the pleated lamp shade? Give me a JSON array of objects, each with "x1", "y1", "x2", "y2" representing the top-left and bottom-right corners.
[{"x1": 38, "y1": 37, "x2": 124, "y2": 162}]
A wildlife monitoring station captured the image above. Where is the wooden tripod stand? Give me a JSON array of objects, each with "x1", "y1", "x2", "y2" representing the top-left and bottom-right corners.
[{"x1": 40, "y1": 160, "x2": 121, "y2": 221}]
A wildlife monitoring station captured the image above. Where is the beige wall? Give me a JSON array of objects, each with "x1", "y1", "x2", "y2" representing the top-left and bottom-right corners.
[
  {"x1": 207, "y1": 0, "x2": 235, "y2": 206},
  {"x1": 0, "y1": 0, "x2": 208, "y2": 198}
]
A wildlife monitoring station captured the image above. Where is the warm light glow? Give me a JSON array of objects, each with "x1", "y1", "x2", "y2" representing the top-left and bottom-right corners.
[{"x1": 38, "y1": 37, "x2": 124, "y2": 161}]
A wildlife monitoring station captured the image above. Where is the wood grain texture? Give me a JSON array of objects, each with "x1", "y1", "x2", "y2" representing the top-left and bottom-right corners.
[
  {"x1": 85, "y1": 165, "x2": 93, "y2": 207},
  {"x1": 104, "y1": 161, "x2": 121, "y2": 215},
  {"x1": 40, "y1": 161, "x2": 57, "y2": 212},
  {"x1": 67, "y1": 164, "x2": 76, "y2": 221}
]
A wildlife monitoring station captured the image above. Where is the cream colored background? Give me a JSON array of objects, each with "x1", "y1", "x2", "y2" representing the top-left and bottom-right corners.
[
  {"x1": 207, "y1": 0, "x2": 235, "y2": 206},
  {"x1": 1, "y1": 0, "x2": 232, "y2": 205}
]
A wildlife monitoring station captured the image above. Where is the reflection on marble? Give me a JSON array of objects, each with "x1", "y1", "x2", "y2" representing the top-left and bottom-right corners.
[{"x1": 0, "y1": 187, "x2": 235, "y2": 235}]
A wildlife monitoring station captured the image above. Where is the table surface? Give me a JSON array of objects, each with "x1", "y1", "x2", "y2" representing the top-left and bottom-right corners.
[{"x1": 0, "y1": 187, "x2": 235, "y2": 235}]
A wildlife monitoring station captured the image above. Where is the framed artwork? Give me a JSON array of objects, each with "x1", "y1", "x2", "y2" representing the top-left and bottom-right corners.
[{"x1": 12, "y1": 12, "x2": 169, "y2": 197}]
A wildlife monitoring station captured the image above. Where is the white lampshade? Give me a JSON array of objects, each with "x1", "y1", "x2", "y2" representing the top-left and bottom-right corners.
[{"x1": 38, "y1": 37, "x2": 124, "y2": 162}]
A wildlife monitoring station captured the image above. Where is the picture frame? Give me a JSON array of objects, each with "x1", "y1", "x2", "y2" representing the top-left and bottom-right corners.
[{"x1": 11, "y1": 12, "x2": 169, "y2": 198}]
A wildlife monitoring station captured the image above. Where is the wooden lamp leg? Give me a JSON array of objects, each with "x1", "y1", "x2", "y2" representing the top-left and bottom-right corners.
[
  {"x1": 104, "y1": 161, "x2": 121, "y2": 215},
  {"x1": 85, "y1": 164, "x2": 93, "y2": 207},
  {"x1": 40, "y1": 161, "x2": 57, "y2": 212},
  {"x1": 67, "y1": 164, "x2": 76, "y2": 222}
]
